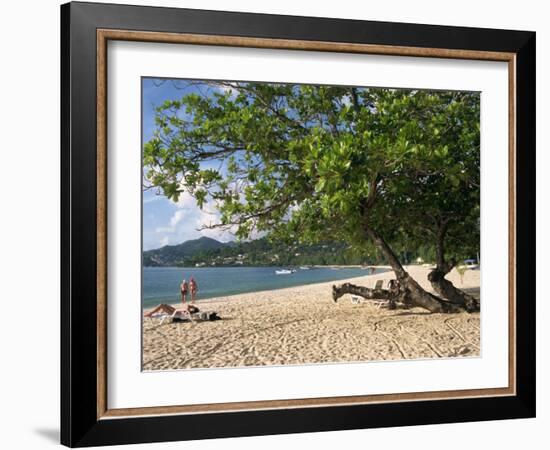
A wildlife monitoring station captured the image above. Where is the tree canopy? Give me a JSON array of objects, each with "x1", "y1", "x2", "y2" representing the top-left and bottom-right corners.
[{"x1": 144, "y1": 82, "x2": 478, "y2": 255}]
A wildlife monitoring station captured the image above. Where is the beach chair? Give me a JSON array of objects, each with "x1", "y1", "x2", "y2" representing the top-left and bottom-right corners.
[
  {"x1": 374, "y1": 279, "x2": 384, "y2": 290},
  {"x1": 147, "y1": 309, "x2": 191, "y2": 325},
  {"x1": 146, "y1": 312, "x2": 172, "y2": 325},
  {"x1": 351, "y1": 295, "x2": 388, "y2": 308}
]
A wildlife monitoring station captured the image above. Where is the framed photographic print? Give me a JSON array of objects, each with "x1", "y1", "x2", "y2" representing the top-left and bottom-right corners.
[{"x1": 60, "y1": 1, "x2": 536, "y2": 447}]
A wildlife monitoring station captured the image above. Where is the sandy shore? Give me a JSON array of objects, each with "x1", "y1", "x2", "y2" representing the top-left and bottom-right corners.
[{"x1": 142, "y1": 265, "x2": 480, "y2": 371}]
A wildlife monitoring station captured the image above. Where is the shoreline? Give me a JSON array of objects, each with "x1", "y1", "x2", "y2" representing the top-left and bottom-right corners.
[
  {"x1": 142, "y1": 266, "x2": 392, "y2": 308},
  {"x1": 142, "y1": 266, "x2": 393, "y2": 311},
  {"x1": 143, "y1": 265, "x2": 480, "y2": 370}
]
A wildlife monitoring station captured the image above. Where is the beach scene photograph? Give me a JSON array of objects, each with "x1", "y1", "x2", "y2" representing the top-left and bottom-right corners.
[{"x1": 141, "y1": 78, "x2": 481, "y2": 371}]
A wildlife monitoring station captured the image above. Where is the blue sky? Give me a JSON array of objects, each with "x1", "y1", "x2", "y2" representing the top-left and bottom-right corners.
[{"x1": 142, "y1": 78, "x2": 236, "y2": 250}]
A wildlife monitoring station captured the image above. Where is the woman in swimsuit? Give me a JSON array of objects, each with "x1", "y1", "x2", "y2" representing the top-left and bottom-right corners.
[
  {"x1": 189, "y1": 277, "x2": 198, "y2": 304},
  {"x1": 180, "y1": 279, "x2": 188, "y2": 304}
]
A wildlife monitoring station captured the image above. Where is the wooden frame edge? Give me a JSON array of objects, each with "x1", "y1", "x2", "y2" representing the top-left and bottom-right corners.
[
  {"x1": 98, "y1": 28, "x2": 515, "y2": 61},
  {"x1": 100, "y1": 387, "x2": 515, "y2": 419},
  {"x1": 508, "y1": 56, "x2": 517, "y2": 395},
  {"x1": 97, "y1": 29, "x2": 108, "y2": 419},
  {"x1": 95, "y1": 28, "x2": 517, "y2": 420}
]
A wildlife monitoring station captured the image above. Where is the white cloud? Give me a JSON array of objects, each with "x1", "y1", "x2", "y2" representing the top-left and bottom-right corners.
[
  {"x1": 153, "y1": 196, "x2": 237, "y2": 245},
  {"x1": 147, "y1": 178, "x2": 277, "y2": 248},
  {"x1": 154, "y1": 209, "x2": 187, "y2": 233},
  {"x1": 170, "y1": 210, "x2": 185, "y2": 228},
  {"x1": 215, "y1": 84, "x2": 239, "y2": 99},
  {"x1": 195, "y1": 206, "x2": 237, "y2": 241},
  {"x1": 340, "y1": 95, "x2": 352, "y2": 107},
  {"x1": 154, "y1": 226, "x2": 173, "y2": 233},
  {"x1": 171, "y1": 190, "x2": 197, "y2": 209},
  {"x1": 221, "y1": 85, "x2": 238, "y2": 95}
]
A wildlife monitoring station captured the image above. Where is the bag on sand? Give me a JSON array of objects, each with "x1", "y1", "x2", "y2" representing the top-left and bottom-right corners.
[
  {"x1": 194, "y1": 311, "x2": 220, "y2": 321},
  {"x1": 173, "y1": 311, "x2": 220, "y2": 322}
]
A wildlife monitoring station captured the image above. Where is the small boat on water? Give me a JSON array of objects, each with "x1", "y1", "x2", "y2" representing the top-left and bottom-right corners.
[{"x1": 275, "y1": 269, "x2": 293, "y2": 275}]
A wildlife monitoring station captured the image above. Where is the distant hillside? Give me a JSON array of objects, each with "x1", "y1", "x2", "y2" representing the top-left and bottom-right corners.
[
  {"x1": 143, "y1": 236, "x2": 380, "y2": 267},
  {"x1": 143, "y1": 237, "x2": 228, "y2": 266}
]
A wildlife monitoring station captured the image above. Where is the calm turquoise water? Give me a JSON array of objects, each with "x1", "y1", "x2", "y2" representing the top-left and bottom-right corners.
[{"x1": 142, "y1": 266, "x2": 386, "y2": 308}]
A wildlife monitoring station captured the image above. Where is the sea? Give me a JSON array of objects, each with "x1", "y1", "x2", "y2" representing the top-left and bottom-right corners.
[{"x1": 142, "y1": 266, "x2": 386, "y2": 308}]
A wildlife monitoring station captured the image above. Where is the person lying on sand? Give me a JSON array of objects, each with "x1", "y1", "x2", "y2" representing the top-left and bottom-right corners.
[{"x1": 144, "y1": 303, "x2": 199, "y2": 318}]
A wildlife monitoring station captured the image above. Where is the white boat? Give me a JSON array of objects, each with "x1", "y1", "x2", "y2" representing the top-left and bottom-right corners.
[{"x1": 275, "y1": 269, "x2": 293, "y2": 275}]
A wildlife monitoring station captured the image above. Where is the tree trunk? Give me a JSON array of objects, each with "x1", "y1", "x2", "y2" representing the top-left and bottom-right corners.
[
  {"x1": 363, "y1": 225, "x2": 407, "y2": 279},
  {"x1": 427, "y1": 269, "x2": 479, "y2": 312},
  {"x1": 356, "y1": 225, "x2": 466, "y2": 313},
  {"x1": 428, "y1": 223, "x2": 480, "y2": 312},
  {"x1": 363, "y1": 225, "x2": 465, "y2": 313}
]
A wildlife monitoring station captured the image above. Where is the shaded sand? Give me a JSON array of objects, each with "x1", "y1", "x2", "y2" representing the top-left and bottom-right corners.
[{"x1": 142, "y1": 265, "x2": 480, "y2": 370}]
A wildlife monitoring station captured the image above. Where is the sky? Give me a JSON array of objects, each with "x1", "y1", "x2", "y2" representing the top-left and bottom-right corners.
[{"x1": 142, "y1": 78, "x2": 237, "y2": 250}]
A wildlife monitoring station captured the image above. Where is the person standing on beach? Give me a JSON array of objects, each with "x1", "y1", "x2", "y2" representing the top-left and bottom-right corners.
[
  {"x1": 189, "y1": 277, "x2": 198, "y2": 304},
  {"x1": 180, "y1": 278, "x2": 188, "y2": 304}
]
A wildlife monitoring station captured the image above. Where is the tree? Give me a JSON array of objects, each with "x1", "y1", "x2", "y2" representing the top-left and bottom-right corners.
[
  {"x1": 372, "y1": 91, "x2": 480, "y2": 311},
  {"x1": 144, "y1": 82, "x2": 480, "y2": 313}
]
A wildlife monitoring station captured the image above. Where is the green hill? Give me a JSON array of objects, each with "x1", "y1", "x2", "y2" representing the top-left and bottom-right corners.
[
  {"x1": 143, "y1": 236, "x2": 227, "y2": 266},
  {"x1": 143, "y1": 236, "x2": 377, "y2": 267}
]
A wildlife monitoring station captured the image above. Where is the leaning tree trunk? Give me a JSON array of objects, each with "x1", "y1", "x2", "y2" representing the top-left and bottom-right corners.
[
  {"x1": 362, "y1": 225, "x2": 465, "y2": 313},
  {"x1": 427, "y1": 269, "x2": 479, "y2": 312},
  {"x1": 332, "y1": 223, "x2": 467, "y2": 313},
  {"x1": 427, "y1": 225, "x2": 480, "y2": 312}
]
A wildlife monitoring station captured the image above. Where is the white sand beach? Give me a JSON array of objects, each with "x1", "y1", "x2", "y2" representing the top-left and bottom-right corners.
[{"x1": 142, "y1": 265, "x2": 480, "y2": 371}]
